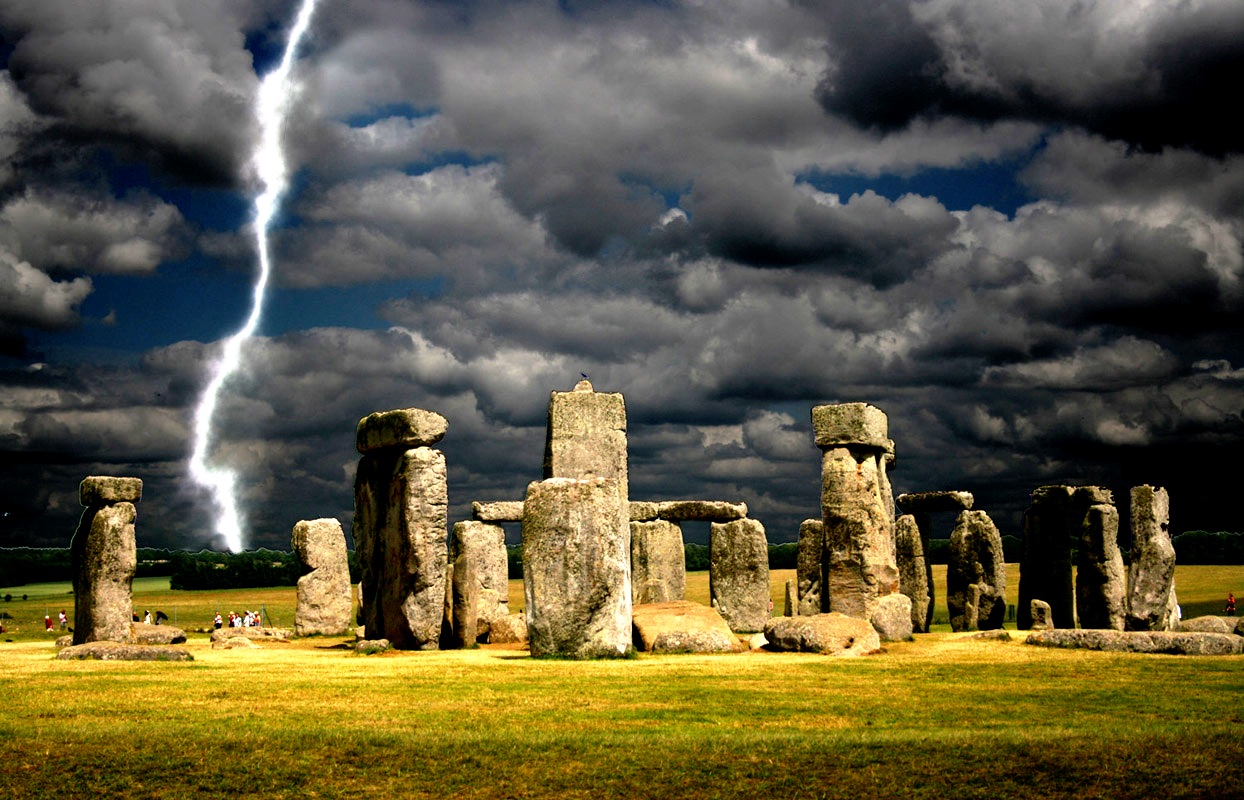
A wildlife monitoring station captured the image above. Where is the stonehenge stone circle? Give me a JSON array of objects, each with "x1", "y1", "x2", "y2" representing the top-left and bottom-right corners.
[
  {"x1": 1127, "y1": 485, "x2": 1179, "y2": 632},
  {"x1": 946, "y1": 510, "x2": 1007, "y2": 632},
  {"x1": 72, "y1": 476, "x2": 140, "y2": 645},
  {"x1": 630, "y1": 519, "x2": 686, "y2": 604},
  {"x1": 522, "y1": 477, "x2": 632, "y2": 658},
  {"x1": 354, "y1": 410, "x2": 448, "y2": 650},
  {"x1": 894, "y1": 514, "x2": 931, "y2": 633},
  {"x1": 813, "y1": 403, "x2": 899, "y2": 620},
  {"x1": 709, "y1": 517, "x2": 771, "y2": 633},
  {"x1": 292, "y1": 518, "x2": 352, "y2": 637},
  {"x1": 1076, "y1": 496, "x2": 1126, "y2": 631}
]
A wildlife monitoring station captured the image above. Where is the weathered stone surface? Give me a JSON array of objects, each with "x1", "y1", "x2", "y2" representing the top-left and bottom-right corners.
[
  {"x1": 1025, "y1": 629, "x2": 1243, "y2": 655},
  {"x1": 71, "y1": 499, "x2": 137, "y2": 645},
  {"x1": 895, "y1": 514, "x2": 931, "y2": 633},
  {"x1": 451, "y1": 549, "x2": 480, "y2": 647},
  {"x1": 709, "y1": 518, "x2": 770, "y2": 633},
  {"x1": 763, "y1": 613, "x2": 881, "y2": 656},
  {"x1": 1237, "y1": 617, "x2": 1244, "y2": 637},
  {"x1": 522, "y1": 477, "x2": 632, "y2": 658},
  {"x1": 1127, "y1": 485, "x2": 1179, "y2": 632},
  {"x1": 57, "y1": 642, "x2": 193, "y2": 661},
  {"x1": 209, "y1": 627, "x2": 292, "y2": 642},
  {"x1": 129, "y1": 623, "x2": 186, "y2": 645},
  {"x1": 783, "y1": 580, "x2": 795, "y2": 617},
  {"x1": 870, "y1": 593, "x2": 914, "y2": 642},
  {"x1": 213, "y1": 636, "x2": 259, "y2": 650},
  {"x1": 631, "y1": 601, "x2": 742, "y2": 654},
  {"x1": 895, "y1": 491, "x2": 974, "y2": 513},
  {"x1": 542, "y1": 382, "x2": 628, "y2": 508},
  {"x1": 967, "y1": 629, "x2": 1013, "y2": 641},
  {"x1": 628, "y1": 501, "x2": 660, "y2": 521},
  {"x1": 353, "y1": 446, "x2": 447, "y2": 650},
  {"x1": 451, "y1": 521, "x2": 510, "y2": 606},
  {"x1": 630, "y1": 520, "x2": 686, "y2": 604},
  {"x1": 356, "y1": 408, "x2": 448, "y2": 454},
  {"x1": 355, "y1": 639, "x2": 393, "y2": 654},
  {"x1": 656, "y1": 500, "x2": 747, "y2": 522},
  {"x1": 1179, "y1": 616, "x2": 1235, "y2": 634},
  {"x1": 474, "y1": 588, "x2": 509, "y2": 643},
  {"x1": 79, "y1": 476, "x2": 143, "y2": 506},
  {"x1": 472, "y1": 501, "x2": 524, "y2": 522},
  {"x1": 1076, "y1": 502, "x2": 1125, "y2": 630},
  {"x1": 947, "y1": 510, "x2": 1006, "y2": 632},
  {"x1": 1029, "y1": 599, "x2": 1054, "y2": 631},
  {"x1": 811, "y1": 403, "x2": 889, "y2": 450},
  {"x1": 293, "y1": 518, "x2": 353, "y2": 637},
  {"x1": 796, "y1": 519, "x2": 825, "y2": 616},
  {"x1": 1019, "y1": 485, "x2": 1086, "y2": 629},
  {"x1": 820, "y1": 445, "x2": 898, "y2": 620},
  {"x1": 488, "y1": 613, "x2": 529, "y2": 644}
]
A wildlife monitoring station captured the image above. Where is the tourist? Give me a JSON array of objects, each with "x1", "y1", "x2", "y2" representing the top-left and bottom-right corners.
[
  {"x1": 143, "y1": 610, "x2": 152, "y2": 625},
  {"x1": 58, "y1": 610, "x2": 67, "y2": 629},
  {"x1": 214, "y1": 613, "x2": 223, "y2": 629},
  {"x1": 1226, "y1": 593, "x2": 1237, "y2": 617},
  {"x1": 44, "y1": 615, "x2": 53, "y2": 632}
]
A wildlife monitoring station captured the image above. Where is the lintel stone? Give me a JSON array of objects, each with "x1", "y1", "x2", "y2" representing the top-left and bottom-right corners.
[
  {"x1": 80, "y1": 476, "x2": 143, "y2": 507},
  {"x1": 629, "y1": 501, "x2": 661, "y2": 521},
  {"x1": 811, "y1": 403, "x2": 888, "y2": 450},
  {"x1": 896, "y1": 491, "x2": 974, "y2": 513},
  {"x1": 657, "y1": 500, "x2": 747, "y2": 522},
  {"x1": 356, "y1": 408, "x2": 448, "y2": 454},
  {"x1": 472, "y1": 500, "x2": 524, "y2": 522}
]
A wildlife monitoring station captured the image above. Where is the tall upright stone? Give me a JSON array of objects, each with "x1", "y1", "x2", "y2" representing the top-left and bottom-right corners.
[
  {"x1": 1127, "y1": 485, "x2": 1179, "y2": 631},
  {"x1": 523, "y1": 477, "x2": 632, "y2": 658},
  {"x1": 946, "y1": 510, "x2": 1006, "y2": 631},
  {"x1": 796, "y1": 519, "x2": 825, "y2": 615},
  {"x1": 631, "y1": 519, "x2": 686, "y2": 604},
  {"x1": 895, "y1": 514, "x2": 931, "y2": 633},
  {"x1": 812, "y1": 403, "x2": 898, "y2": 620},
  {"x1": 543, "y1": 379, "x2": 627, "y2": 508},
  {"x1": 709, "y1": 518, "x2": 770, "y2": 633},
  {"x1": 451, "y1": 521, "x2": 509, "y2": 609},
  {"x1": 292, "y1": 518, "x2": 352, "y2": 636},
  {"x1": 1076, "y1": 495, "x2": 1126, "y2": 630},
  {"x1": 72, "y1": 477, "x2": 141, "y2": 645},
  {"x1": 451, "y1": 548, "x2": 480, "y2": 647},
  {"x1": 353, "y1": 408, "x2": 449, "y2": 650},
  {"x1": 1019, "y1": 486, "x2": 1079, "y2": 629}
]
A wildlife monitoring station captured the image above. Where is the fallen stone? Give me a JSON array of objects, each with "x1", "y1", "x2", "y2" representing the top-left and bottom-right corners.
[
  {"x1": 57, "y1": 642, "x2": 193, "y2": 661},
  {"x1": 129, "y1": 623, "x2": 186, "y2": 645},
  {"x1": 870, "y1": 593, "x2": 914, "y2": 642},
  {"x1": 1179, "y1": 616, "x2": 1235, "y2": 634},
  {"x1": 967, "y1": 630, "x2": 1012, "y2": 642},
  {"x1": 355, "y1": 408, "x2": 448, "y2": 453},
  {"x1": 72, "y1": 495, "x2": 137, "y2": 645},
  {"x1": 212, "y1": 636, "x2": 258, "y2": 650},
  {"x1": 79, "y1": 476, "x2": 143, "y2": 506},
  {"x1": 293, "y1": 518, "x2": 353, "y2": 637},
  {"x1": 55, "y1": 635, "x2": 72, "y2": 648},
  {"x1": 631, "y1": 519, "x2": 686, "y2": 604},
  {"x1": 628, "y1": 501, "x2": 660, "y2": 521},
  {"x1": 488, "y1": 613, "x2": 528, "y2": 644},
  {"x1": 355, "y1": 639, "x2": 393, "y2": 654},
  {"x1": 895, "y1": 491, "x2": 974, "y2": 513},
  {"x1": 1029, "y1": 599, "x2": 1054, "y2": 631},
  {"x1": 746, "y1": 632, "x2": 768, "y2": 650},
  {"x1": 523, "y1": 477, "x2": 632, "y2": 658},
  {"x1": 811, "y1": 403, "x2": 889, "y2": 450},
  {"x1": 656, "y1": 500, "x2": 748, "y2": 522},
  {"x1": 1025, "y1": 629, "x2": 1244, "y2": 655},
  {"x1": 709, "y1": 518, "x2": 770, "y2": 633},
  {"x1": 631, "y1": 601, "x2": 742, "y2": 654},
  {"x1": 472, "y1": 501, "x2": 524, "y2": 522},
  {"x1": 209, "y1": 627, "x2": 292, "y2": 643},
  {"x1": 763, "y1": 613, "x2": 881, "y2": 656}
]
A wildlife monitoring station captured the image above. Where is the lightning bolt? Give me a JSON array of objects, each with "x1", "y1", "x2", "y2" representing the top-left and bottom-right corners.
[{"x1": 189, "y1": 0, "x2": 321, "y2": 552}]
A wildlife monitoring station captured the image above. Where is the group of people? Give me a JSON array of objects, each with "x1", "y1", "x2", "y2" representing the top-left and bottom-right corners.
[
  {"x1": 213, "y1": 610, "x2": 262, "y2": 629},
  {"x1": 42, "y1": 610, "x2": 68, "y2": 632}
]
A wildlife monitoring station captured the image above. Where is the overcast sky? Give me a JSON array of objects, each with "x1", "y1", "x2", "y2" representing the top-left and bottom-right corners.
[{"x1": 2, "y1": 0, "x2": 1242, "y2": 551}]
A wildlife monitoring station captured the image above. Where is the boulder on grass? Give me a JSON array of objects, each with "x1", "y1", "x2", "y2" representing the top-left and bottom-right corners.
[
  {"x1": 870, "y1": 594, "x2": 914, "y2": 642},
  {"x1": 763, "y1": 613, "x2": 881, "y2": 657},
  {"x1": 129, "y1": 622, "x2": 186, "y2": 645},
  {"x1": 1178, "y1": 616, "x2": 1235, "y2": 634},
  {"x1": 631, "y1": 601, "x2": 742, "y2": 654},
  {"x1": 212, "y1": 636, "x2": 258, "y2": 650},
  {"x1": 1025, "y1": 629, "x2": 1244, "y2": 655},
  {"x1": 57, "y1": 642, "x2": 193, "y2": 661},
  {"x1": 488, "y1": 613, "x2": 529, "y2": 644}
]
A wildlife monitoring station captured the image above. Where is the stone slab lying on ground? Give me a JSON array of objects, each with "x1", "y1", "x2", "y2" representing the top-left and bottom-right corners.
[
  {"x1": 212, "y1": 636, "x2": 258, "y2": 650},
  {"x1": 80, "y1": 476, "x2": 143, "y2": 506},
  {"x1": 56, "y1": 642, "x2": 193, "y2": 661},
  {"x1": 631, "y1": 601, "x2": 742, "y2": 654},
  {"x1": 763, "y1": 613, "x2": 881, "y2": 657},
  {"x1": 209, "y1": 627, "x2": 292, "y2": 643},
  {"x1": 130, "y1": 623, "x2": 186, "y2": 645},
  {"x1": 1025, "y1": 629, "x2": 1244, "y2": 655},
  {"x1": 656, "y1": 500, "x2": 747, "y2": 522},
  {"x1": 1178, "y1": 616, "x2": 1237, "y2": 634},
  {"x1": 356, "y1": 408, "x2": 448, "y2": 453},
  {"x1": 895, "y1": 491, "x2": 974, "y2": 512},
  {"x1": 472, "y1": 501, "x2": 524, "y2": 522},
  {"x1": 355, "y1": 639, "x2": 393, "y2": 654},
  {"x1": 966, "y1": 630, "x2": 1012, "y2": 641},
  {"x1": 487, "y1": 613, "x2": 528, "y2": 644}
]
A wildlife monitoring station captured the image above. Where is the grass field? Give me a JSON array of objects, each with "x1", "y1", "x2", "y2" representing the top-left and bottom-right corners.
[{"x1": 1, "y1": 566, "x2": 1243, "y2": 797}]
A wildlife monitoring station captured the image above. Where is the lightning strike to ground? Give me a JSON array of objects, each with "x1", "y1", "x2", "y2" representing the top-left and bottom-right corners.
[{"x1": 189, "y1": 0, "x2": 321, "y2": 553}]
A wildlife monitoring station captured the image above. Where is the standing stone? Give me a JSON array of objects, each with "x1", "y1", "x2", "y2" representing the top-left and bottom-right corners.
[
  {"x1": 895, "y1": 491, "x2": 974, "y2": 630},
  {"x1": 815, "y1": 402, "x2": 899, "y2": 620},
  {"x1": 783, "y1": 580, "x2": 795, "y2": 617},
  {"x1": 709, "y1": 518, "x2": 770, "y2": 633},
  {"x1": 1029, "y1": 599, "x2": 1054, "y2": 630},
  {"x1": 895, "y1": 514, "x2": 931, "y2": 633},
  {"x1": 354, "y1": 438, "x2": 448, "y2": 650},
  {"x1": 1127, "y1": 485, "x2": 1179, "y2": 631},
  {"x1": 1019, "y1": 486, "x2": 1080, "y2": 629},
  {"x1": 946, "y1": 510, "x2": 1007, "y2": 632},
  {"x1": 451, "y1": 521, "x2": 509, "y2": 612},
  {"x1": 1076, "y1": 498, "x2": 1126, "y2": 630},
  {"x1": 72, "y1": 477, "x2": 141, "y2": 645},
  {"x1": 522, "y1": 477, "x2": 632, "y2": 658},
  {"x1": 451, "y1": 549, "x2": 480, "y2": 647},
  {"x1": 796, "y1": 519, "x2": 825, "y2": 615},
  {"x1": 630, "y1": 519, "x2": 686, "y2": 604},
  {"x1": 292, "y1": 518, "x2": 352, "y2": 637},
  {"x1": 543, "y1": 380, "x2": 628, "y2": 508}
]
